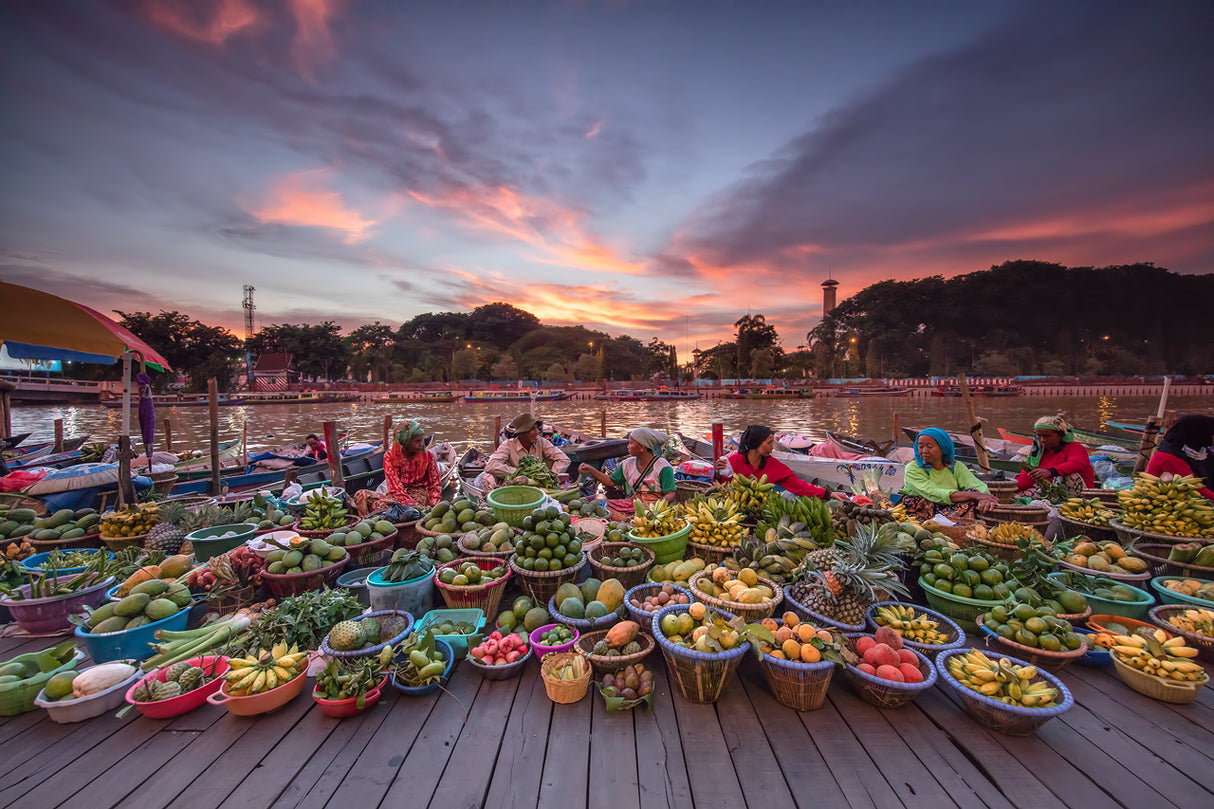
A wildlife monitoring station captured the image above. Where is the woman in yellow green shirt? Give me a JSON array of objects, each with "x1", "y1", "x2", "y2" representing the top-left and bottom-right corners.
[{"x1": 899, "y1": 428, "x2": 998, "y2": 522}]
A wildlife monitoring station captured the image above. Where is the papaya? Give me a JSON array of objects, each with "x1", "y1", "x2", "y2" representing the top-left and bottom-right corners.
[
  {"x1": 119, "y1": 566, "x2": 161, "y2": 597},
  {"x1": 580, "y1": 577, "x2": 601, "y2": 604},
  {"x1": 58, "y1": 527, "x2": 86, "y2": 540},
  {"x1": 6, "y1": 508, "x2": 37, "y2": 522},
  {"x1": 671, "y1": 561, "x2": 698, "y2": 582},
  {"x1": 584, "y1": 600, "x2": 609, "y2": 620},
  {"x1": 605, "y1": 620, "x2": 639, "y2": 648},
  {"x1": 34, "y1": 528, "x2": 63, "y2": 542},
  {"x1": 74, "y1": 514, "x2": 101, "y2": 530},
  {"x1": 596, "y1": 578, "x2": 625, "y2": 611},
  {"x1": 158, "y1": 555, "x2": 193, "y2": 579}
]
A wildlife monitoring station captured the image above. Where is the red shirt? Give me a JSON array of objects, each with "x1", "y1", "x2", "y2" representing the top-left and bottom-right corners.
[
  {"x1": 725, "y1": 453, "x2": 827, "y2": 499},
  {"x1": 1146, "y1": 451, "x2": 1214, "y2": 501},
  {"x1": 1015, "y1": 441, "x2": 1095, "y2": 490}
]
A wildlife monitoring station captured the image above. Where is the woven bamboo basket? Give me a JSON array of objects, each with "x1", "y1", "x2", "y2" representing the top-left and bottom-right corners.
[
  {"x1": 1131, "y1": 543, "x2": 1214, "y2": 579},
  {"x1": 652, "y1": 603, "x2": 747, "y2": 703},
  {"x1": 1110, "y1": 655, "x2": 1208, "y2": 704},
  {"x1": 392, "y1": 519, "x2": 421, "y2": 550},
  {"x1": 623, "y1": 583, "x2": 693, "y2": 633},
  {"x1": 205, "y1": 584, "x2": 259, "y2": 615},
  {"x1": 1058, "y1": 516, "x2": 1119, "y2": 545},
  {"x1": 756, "y1": 650, "x2": 835, "y2": 711},
  {"x1": 1081, "y1": 488, "x2": 1123, "y2": 507},
  {"x1": 31, "y1": 532, "x2": 106, "y2": 552},
  {"x1": 540, "y1": 651, "x2": 592, "y2": 704},
  {"x1": 574, "y1": 630, "x2": 656, "y2": 675},
  {"x1": 1147, "y1": 604, "x2": 1214, "y2": 663},
  {"x1": 683, "y1": 539, "x2": 736, "y2": 565},
  {"x1": 782, "y1": 585, "x2": 867, "y2": 633},
  {"x1": 457, "y1": 529, "x2": 520, "y2": 559},
  {"x1": 974, "y1": 615, "x2": 1088, "y2": 671},
  {"x1": 863, "y1": 601, "x2": 966, "y2": 659},
  {"x1": 99, "y1": 532, "x2": 148, "y2": 553},
  {"x1": 985, "y1": 480, "x2": 1019, "y2": 505},
  {"x1": 841, "y1": 638, "x2": 937, "y2": 708},
  {"x1": 935, "y1": 648, "x2": 1074, "y2": 736},
  {"x1": 587, "y1": 542, "x2": 655, "y2": 589},
  {"x1": 929, "y1": 523, "x2": 975, "y2": 544},
  {"x1": 434, "y1": 557, "x2": 511, "y2": 617},
  {"x1": 508, "y1": 554, "x2": 587, "y2": 604},
  {"x1": 1110, "y1": 518, "x2": 1207, "y2": 546},
  {"x1": 261, "y1": 557, "x2": 347, "y2": 597},
  {"x1": 1054, "y1": 557, "x2": 1151, "y2": 585},
  {"x1": 0, "y1": 492, "x2": 47, "y2": 514},
  {"x1": 963, "y1": 529, "x2": 1050, "y2": 561},
  {"x1": 979, "y1": 504, "x2": 1050, "y2": 532},
  {"x1": 687, "y1": 571, "x2": 782, "y2": 622},
  {"x1": 674, "y1": 480, "x2": 714, "y2": 503},
  {"x1": 343, "y1": 530, "x2": 398, "y2": 569},
  {"x1": 291, "y1": 518, "x2": 360, "y2": 540},
  {"x1": 148, "y1": 470, "x2": 178, "y2": 496}
]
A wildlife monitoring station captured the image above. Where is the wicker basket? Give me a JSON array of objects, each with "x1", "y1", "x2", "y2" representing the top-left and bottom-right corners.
[
  {"x1": 586, "y1": 542, "x2": 655, "y2": 589},
  {"x1": 574, "y1": 629, "x2": 655, "y2": 674},
  {"x1": 757, "y1": 649, "x2": 835, "y2": 711},
  {"x1": 688, "y1": 571, "x2": 782, "y2": 622},
  {"x1": 28, "y1": 530, "x2": 106, "y2": 552},
  {"x1": 540, "y1": 651, "x2": 592, "y2": 703},
  {"x1": 0, "y1": 492, "x2": 48, "y2": 515},
  {"x1": 415, "y1": 522, "x2": 471, "y2": 540},
  {"x1": 1081, "y1": 488, "x2": 1122, "y2": 508},
  {"x1": 291, "y1": 518, "x2": 360, "y2": 540},
  {"x1": 1054, "y1": 557, "x2": 1152, "y2": 586},
  {"x1": 979, "y1": 504, "x2": 1050, "y2": 533},
  {"x1": 434, "y1": 557, "x2": 511, "y2": 617},
  {"x1": 963, "y1": 530, "x2": 1050, "y2": 562},
  {"x1": 508, "y1": 554, "x2": 587, "y2": 604},
  {"x1": 1110, "y1": 655, "x2": 1208, "y2": 703},
  {"x1": 1058, "y1": 516, "x2": 1119, "y2": 545},
  {"x1": 674, "y1": 479, "x2": 714, "y2": 503},
  {"x1": 863, "y1": 601, "x2": 966, "y2": 659},
  {"x1": 1147, "y1": 605, "x2": 1214, "y2": 663},
  {"x1": 652, "y1": 603, "x2": 746, "y2": 703},
  {"x1": 974, "y1": 615, "x2": 1088, "y2": 671},
  {"x1": 99, "y1": 532, "x2": 148, "y2": 552},
  {"x1": 928, "y1": 523, "x2": 976, "y2": 544},
  {"x1": 205, "y1": 584, "x2": 259, "y2": 615},
  {"x1": 547, "y1": 596, "x2": 624, "y2": 632},
  {"x1": 935, "y1": 648, "x2": 1074, "y2": 736},
  {"x1": 1110, "y1": 518, "x2": 1207, "y2": 546},
  {"x1": 260, "y1": 557, "x2": 348, "y2": 597},
  {"x1": 343, "y1": 530, "x2": 398, "y2": 569},
  {"x1": 985, "y1": 480, "x2": 1019, "y2": 505},
  {"x1": 393, "y1": 519, "x2": 421, "y2": 550},
  {"x1": 457, "y1": 531, "x2": 520, "y2": 559},
  {"x1": 624, "y1": 583, "x2": 693, "y2": 633},
  {"x1": 841, "y1": 639, "x2": 937, "y2": 708},
  {"x1": 782, "y1": 585, "x2": 867, "y2": 633},
  {"x1": 683, "y1": 539, "x2": 737, "y2": 565},
  {"x1": 148, "y1": 470, "x2": 178, "y2": 495},
  {"x1": 1131, "y1": 543, "x2": 1214, "y2": 579}
]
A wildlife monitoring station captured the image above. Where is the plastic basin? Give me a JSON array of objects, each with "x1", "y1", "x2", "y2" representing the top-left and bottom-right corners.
[
  {"x1": 206, "y1": 665, "x2": 312, "y2": 716},
  {"x1": 125, "y1": 656, "x2": 231, "y2": 719},
  {"x1": 35, "y1": 664, "x2": 142, "y2": 724},
  {"x1": 0, "y1": 646, "x2": 85, "y2": 717},
  {"x1": 529, "y1": 623, "x2": 579, "y2": 656},
  {"x1": 1046, "y1": 572, "x2": 1153, "y2": 619},
  {"x1": 391, "y1": 638, "x2": 454, "y2": 696},
  {"x1": 626, "y1": 522, "x2": 692, "y2": 565},
  {"x1": 312, "y1": 674, "x2": 389, "y2": 718},
  {"x1": 487, "y1": 486, "x2": 545, "y2": 527},
  {"x1": 367, "y1": 567, "x2": 435, "y2": 616},
  {"x1": 335, "y1": 566, "x2": 384, "y2": 607},
  {"x1": 185, "y1": 523, "x2": 259, "y2": 563},
  {"x1": 0, "y1": 575, "x2": 115, "y2": 635},
  {"x1": 1151, "y1": 576, "x2": 1214, "y2": 609},
  {"x1": 22, "y1": 549, "x2": 114, "y2": 578},
  {"x1": 75, "y1": 607, "x2": 191, "y2": 663},
  {"x1": 415, "y1": 609, "x2": 486, "y2": 659},
  {"x1": 1072, "y1": 628, "x2": 1112, "y2": 667}
]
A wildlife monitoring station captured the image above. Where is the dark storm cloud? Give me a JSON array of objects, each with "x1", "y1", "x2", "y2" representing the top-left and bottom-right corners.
[{"x1": 681, "y1": 3, "x2": 1214, "y2": 271}]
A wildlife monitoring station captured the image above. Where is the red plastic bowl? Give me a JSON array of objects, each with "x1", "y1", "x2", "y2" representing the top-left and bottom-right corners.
[
  {"x1": 125, "y1": 656, "x2": 231, "y2": 719},
  {"x1": 206, "y1": 658, "x2": 313, "y2": 716},
  {"x1": 311, "y1": 674, "x2": 389, "y2": 718}
]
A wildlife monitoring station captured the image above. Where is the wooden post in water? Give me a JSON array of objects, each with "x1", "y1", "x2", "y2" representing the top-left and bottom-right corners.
[
  {"x1": 712, "y1": 423, "x2": 724, "y2": 479},
  {"x1": 163, "y1": 418, "x2": 173, "y2": 452},
  {"x1": 891, "y1": 412, "x2": 900, "y2": 449},
  {"x1": 53, "y1": 419, "x2": 63, "y2": 453},
  {"x1": 242, "y1": 422, "x2": 249, "y2": 470},
  {"x1": 601, "y1": 410, "x2": 607, "y2": 438},
  {"x1": 494, "y1": 416, "x2": 502, "y2": 449},
  {"x1": 957, "y1": 374, "x2": 990, "y2": 473},
  {"x1": 382, "y1": 415, "x2": 393, "y2": 451},
  {"x1": 118, "y1": 353, "x2": 135, "y2": 506},
  {"x1": 209, "y1": 379, "x2": 221, "y2": 496},
  {"x1": 0, "y1": 380, "x2": 12, "y2": 439},
  {"x1": 323, "y1": 421, "x2": 344, "y2": 488},
  {"x1": 1135, "y1": 378, "x2": 1173, "y2": 473}
]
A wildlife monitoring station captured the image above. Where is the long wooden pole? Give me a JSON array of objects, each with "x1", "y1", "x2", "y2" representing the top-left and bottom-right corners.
[
  {"x1": 242, "y1": 422, "x2": 249, "y2": 470},
  {"x1": 382, "y1": 415, "x2": 393, "y2": 452},
  {"x1": 1134, "y1": 379, "x2": 1174, "y2": 473},
  {"x1": 957, "y1": 373, "x2": 990, "y2": 472},
  {"x1": 323, "y1": 421, "x2": 344, "y2": 488},
  {"x1": 711, "y1": 423, "x2": 724, "y2": 479},
  {"x1": 891, "y1": 412, "x2": 900, "y2": 450},
  {"x1": 118, "y1": 353, "x2": 135, "y2": 506},
  {"x1": 601, "y1": 410, "x2": 607, "y2": 438},
  {"x1": 53, "y1": 419, "x2": 63, "y2": 453},
  {"x1": 494, "y1": 416, "x2": 502, "y2": 449},
  {"x1": 208, "y1": 379, "x2": 221, "y2": 496},
  {"x1": 163, "y1": 418, "x2": 173, "y2": 452}
]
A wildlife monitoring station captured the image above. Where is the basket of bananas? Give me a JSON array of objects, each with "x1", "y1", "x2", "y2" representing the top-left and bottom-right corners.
[
  {"x1": 291, "y1": 494, "x2": 357, "y2": 538},
  {"x1": 1147, "y1": 605, "x2": 1214, "y2": 663},
  {"x1": 1110, "y1": 472, "x2": 1214, "y2": 543},
  {"x1": 1092, "y1": 626, "x2": 1209, "y2": 703},
  {"x1": 865, "y1": 602, "x2": 965, "y2": 659},
  {"x1": 936, "y1": 648, "x2": 1074, "y2": 736},
  {"x1": 682, "y1": 496, "x2": 746, "y2": 562},
  {"x1": 965, "y1": 522, "x2": 1050, "y2": 561},
  {"x1": 1057, "y1": 497, "x2": 1120, "y2": 544}
]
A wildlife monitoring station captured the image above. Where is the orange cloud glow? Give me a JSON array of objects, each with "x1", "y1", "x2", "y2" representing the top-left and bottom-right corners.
[
  {"x1": 143, "y1": 0, "x2": 260, "y2": 45},
  {"x1": 246, "y1": 169, "x2": 378, "y2": 243},
  {"x1": 286, "y1": 0, "x2": 340, "y2": 80},
  {"x1": 963, "y1": 193, "x2": 1214, "y2": 244}
]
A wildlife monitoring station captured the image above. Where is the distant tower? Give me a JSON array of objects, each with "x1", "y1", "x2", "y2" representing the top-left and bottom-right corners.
[
  {"x1": 821, "y1": 278, "x2": 839, "y2": 314},
  {"x1": 242, "y1": 285, "x2": 256, "y2": 340}
]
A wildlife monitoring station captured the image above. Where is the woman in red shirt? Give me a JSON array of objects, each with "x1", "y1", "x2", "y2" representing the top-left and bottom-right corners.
[
  {"x1": 1014, "y1": 415, "x2": 1095, "y2": 496},
  {"x1": 1146, "y1": 414, "x2": 1214, "y2": 501},
  {"x1": 715, "y1": 425, "x2": 836, "y2": 500},
  {"x1": 353, "y1": 421, "x2": 442, "y2": 514}
]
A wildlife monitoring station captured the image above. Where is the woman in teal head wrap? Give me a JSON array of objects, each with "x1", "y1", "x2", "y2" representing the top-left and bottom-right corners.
[
  {"x1": 353, "y1": 420, "x2": 442, "y2": 514},
  {"x1": 898, "y1": 428, "x2": 997, "y2": 522}
]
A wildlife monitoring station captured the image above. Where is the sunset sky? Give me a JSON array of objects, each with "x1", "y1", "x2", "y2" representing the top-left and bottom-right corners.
[{"x1": 2, "y1": 1, "x2": 1211, "y2": 355}]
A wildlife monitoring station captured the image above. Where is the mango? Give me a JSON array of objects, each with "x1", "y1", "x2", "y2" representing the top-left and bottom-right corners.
[{"x1": 114, "y1": 593, "x2": 150, "y2": 617}]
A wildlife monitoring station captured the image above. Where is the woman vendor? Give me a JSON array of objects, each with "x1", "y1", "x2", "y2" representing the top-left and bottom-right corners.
[
  {"x1": 1014, "y1": 414, "x2": 1095, "y2": 497},
  {"x1": 578, "y1": 427, "x2": 676, "y2": 514},
  {"x1": 899, "y1": 428, "x2": 998, "y2": 521},
  {"x1": 715, "y1": 425, "x2": 837, "y2": 500},
  {"x1": 1146, "y1": 414, "x2": 1214, "y2": 501},
  {"x1": 353, "y1": 421, "x2": 442, "y2": 514}
]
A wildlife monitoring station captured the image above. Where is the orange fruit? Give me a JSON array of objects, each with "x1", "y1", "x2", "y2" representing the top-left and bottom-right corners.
[
  {"x1": 782, "y1": 611, "x2": 800, "y2": 627},
  {"x1": 797, "y1": 624, "x2": 817, "y2": 643},
  {"x1": 782, "y1": 639, "x2": 802, "y2": 659},
  {"x1": 800, "y1": 644, "x2": 821, "y2": 664}
]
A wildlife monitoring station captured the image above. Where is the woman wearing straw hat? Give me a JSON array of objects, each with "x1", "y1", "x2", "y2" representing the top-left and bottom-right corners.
[
  {"x1": 353, "y1": 421, "x2": 442, "y2": 515},
  {"x1": 480, "y1": 413, "x2": 570, "y2": 491},
  {"x1": 578, "y1": 427, "x2": 676, "y2": 515}
]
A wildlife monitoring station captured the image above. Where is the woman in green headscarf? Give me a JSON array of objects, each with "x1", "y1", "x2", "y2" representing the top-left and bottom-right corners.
[
  {"x1": 353, "y1": 420, "x2": 442, "y2": 514},
  {"x1": 1014, "y1": 414, "x2": 1094, "y2": 497}
]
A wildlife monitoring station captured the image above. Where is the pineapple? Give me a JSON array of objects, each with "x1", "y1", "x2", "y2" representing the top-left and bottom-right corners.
[
  {"x1": 147, "y1": 501, "x2": 188, "y2": 554},
  {"x1": 789, "y1": 523, "x2": 908, "y2": 625}
]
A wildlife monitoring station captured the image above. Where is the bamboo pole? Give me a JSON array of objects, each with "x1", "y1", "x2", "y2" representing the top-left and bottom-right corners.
[
  {"x1": 53, "y1": 419, "x2": 63, "y2": 453},
  {"x1": 494, "y1": 416, "x2": 502, "y2": 449},
  {"x1": 382, "y1": 415, "x2": 393, "y2": 452},
  {"x1": 163, "y1": 418, "x2": 173, "y2": 452},
  {"x1": 601, "y1": 410, "x2": 607, "y2": 438},
  {"x1": 957, "y1": 373, "x2": 990, "y2": 472},
  {"x1": 118, "y1": 353, "x2": 135, "y2": 506},
  {"x1": 323, "y1": 421, "x2": 344, "y2": 488},
  {"x1": 891, "y1": 412, "x2": 900, "y2": 450},
  {"x1": 209, "y1": 379, "x2": 221, "y2": 496},
  {"x1": 1134, "y1": 380, "x2": 1173, "y2": 473}
]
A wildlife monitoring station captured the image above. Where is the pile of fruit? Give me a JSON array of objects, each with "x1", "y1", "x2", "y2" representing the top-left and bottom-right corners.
[
  {"x1": 694, "y1": 566, "x2": 777, "y2": 605},
  {"x1": 99, "y1": 504, "x2": 159, "y2": 539},
  {"x1": 296, "y1": 495, "x2": 352, "y2": 532},
  {"x1": 147, "y1": 501, "x2": 257, "y2": 555},
  {"x1": 1094, "y1": 627, "x2": 1206, "y2": 682},
  {"x1": 3, "y1": 538, "x2": 34, "y2": 561},
  {"x1": 547, "y1": 655, "x2": 587, "y2": 683},
  {"x1": 588, "y1": 620, "x2": 642, "y2": 657},
  {"x1": 723, "y1": 517, "x2": 826, "y2": 584},
  {"x1": 437, "y1": 559, "x2": 506, "y2": 587},
  {"x1": 833, "y1": 496, "x2": 902, "y2": 540},
  {"x1": 1058, "y1": 574, "x2": 1145, "y2": 604},
  {"x1": 83, "y1": 581, "x2": 193, "y2": 633},
  {"x1": 597, "y1": 545, "x2": 649, "y2": 570},
  {"x1": 683, "y1": 496, "x2": 745, "y2": 547},
  {"x1": 470, "y1": 630, "x2": 529, "y2": 666},
  {"x1": 757, "y1": 610, "x2": 843, "y2": 663},
  {"x1": 552, "y1": 577, "x2": 625, "y2": 621},
  {"x1": 1058, "y1": 497, "x2": 1118, "y2": 526},
  {"x1": 871, "y1": 603, "x2": 953, "y2": 646},
  {"x1": 426, "y1": 617, "x2": 480, "y2": 637},
  {"x1": 1163, "y1": 607, "x2": 1214, "y2": 636},
  {"x1": 598, "y1": 663, "x2": 653, "y2": 701},
  {"x1": 566, "y1": 498, "x2": 610, "y2": 519},
  {"x1": 414, "y1": 534, "x2": 458, "y2": 565},
  {"x1": 131, "y1": 660, "x2": 218, "y2": 702},
  {"x1": 1165, "y1": 542, "x2": 1214, "y2": 568},
  {"x1": 460, "y1": 523, "x2": 518, "y2": 554},
  {"x1": 657, "y1": 602, "x2": 752, "y2": 652},
  {"x1": 223, "y1": 643, "x2": 309, "y2": 695},
  {"x1": 786, "y1": 523, "x2": 909, "y2": 626},
  {"x1": 980, "y1": 601, "x2": 1085, "y2": 652},
  {"x1": 115, "y1": 554, "x2": 193, "y2": 597},
  {"x1": 326, "y1": 613, "x2": 412, "y2": 652},
  {"x1": 722, "y1": 474, "x2": 774, "y2": 521},
  {"x1": 422, "y1": 500, "x2": 497, "y2": 535},
  {"x1": 323, "y1": 518, "x2": 397, "y2": 547},
  {"x1": 536, "y1": 624, "x2": 575, "y2": 647},
  {"x1": 647, "y1": 557, "x2": 706, "y2": 585},
  {"x1": 41, "y1": 662, "x2": 136, "y2": 702},
  {"x1": 493, "y1": 595, "x2": 547, "y2": 636},
  {"x1": 969, "y1": 522, "x2": 1048, "y2": 548},
  {"x1": 1159, "y1": 578, "x2": 1214, "y2": 603},
  {"x1": 1059, "y1": 540, "x2": 1149, "y2": 575},
  {"x1": 391, "y1": 631, "x2": 448, "y2": 686},
  {"x1": 2, "y1": 506, "x2": 103, "y2": 544},
  {"x1": 919, "y1": 542, "x2": 1013, "y2": 601},
  {"x1": 946, "y1": 649, "x2": 1061, "y2": 707},
  {"x1": 263, "y1": 536, "x2": 348, "y2": 575},
  {"x1": 184, "y1": 547, "x2": 265, "y2": 593},
  {"x1": 630, "y1": 499, "x2": 686, "y2": 538},
  {"x1": 314, "y1": 651, "x2": 392, "y2": 706},
  {"x1": 852, "y1": 628, "x2": 925, "y2": 683},
  {"x1": 629, "y1": 583, "x2": 691, "y2": 614},
  {"x1": 1117, "y1": 472, "x2": 1214, "y2": 538},
  {"x1": 253, "y1": 502, "x2": 293, "y2": 531},
  {"x1": 511, "y1": 507, "x2": 583, "y2": 572}
]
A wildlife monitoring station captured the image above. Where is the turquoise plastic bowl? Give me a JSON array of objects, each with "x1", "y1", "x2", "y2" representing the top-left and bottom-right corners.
[
  {"x1": 22, "y1": 549, "x2": 114, "y2": 578},
  {"x1": 1151, "y1": 576, "x2": 1214, "y2": 609},
  {"x1": 1046, "y1": 572, "x2": 1154, "y2": 619},
  {"x1": 184, "y1": 523, "x2": 258, "y2": 563},
  {"x1": 74, "y1": 607, "x2": 191, "y2": 662}
]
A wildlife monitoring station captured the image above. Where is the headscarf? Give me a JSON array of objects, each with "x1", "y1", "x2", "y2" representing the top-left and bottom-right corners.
[
  {"x1": 629, "y1": 427, "x2": 669, "y2": 453},
  {"x1": 396, "y1": 421, "x2": 425, "y2": 449},
  {"x1": 913, "y1": 428, "x2": 955, "y2": 469},
  {"x1": 738, "y1": 425, "x2": 775, "y2": 470},
  {"x1": 1157, "y1": 414, "x2": 1214, "y2": 489},
  {"x1": 1025, "y1": 414, "x2": 1077, "y2": 469}
]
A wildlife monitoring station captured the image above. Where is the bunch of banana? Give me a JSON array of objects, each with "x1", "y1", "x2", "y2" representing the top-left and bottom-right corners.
[
  {"x1": 757, "y1": 494, "x2": 835, "y2": 547},
  {"x1": 984, "y1": 522, "x2": 1047, "y2": 547},
  {"x1": 630, "y1": 499, "x2": 685, "y2": 538},
  {"x1": 298, "y1": 495, "x2": 350, "y2": 531},
  {"x1": 872, "y1": 603, "x2": 952, "y2": 645},
  {"x1": 1165, "y1": 608, "x2": 1214, "y2": 636},
  {"x1": 223, "y1": 643, "x2": 309, "y2": 695},
  {"x1": 683, "y1": 496, "x2": 746, "y2": 548},
  {"x1": 1117, "y1": 472, "x2": 1214, "y2": 538},
  {"x1": 723, "y1": 474, "x2": 775, "y2": 520},
  {"x1": 100, "y1": 503, "x2": 160, "y2": 537},
  {"x1": 946, "y1": 649, "x2": 1060, "y2": 707},
  {"x1": 1094, "y1": 628, "x2": 1206, "y2": 682},
  {"x1": 1058, "y1": 497, "x2": 1116, "y2": 526}
]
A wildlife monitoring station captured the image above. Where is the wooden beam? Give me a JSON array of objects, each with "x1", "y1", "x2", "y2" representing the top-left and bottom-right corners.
[
  {"x1": 382, "y1": 415, "x2": 393, "y2": 452},
  {"x1": 163, "y1": 417, "x2": 173, "y2": 452},
  {"x1": 324, "y1": 421, "x2": 344, "y2": 488},
  {"x1": 957, "y1": 373, "x2": 990, "y2": 472},
  {"x1": 601, "y1": 410, "x2": 607, "y2": 438},
  {"x1": 712, "y1": 423, "x2": 724, "y2": 480},
  {"x1": 1134, "y1": 416, "x2": 1161, "y2": 474},
  {"x1": 209, "y1": 378, "x2": 221, "y2": 496},
  {"x1": 494, "y1": 416, "x2": 502, "y2": 449}
]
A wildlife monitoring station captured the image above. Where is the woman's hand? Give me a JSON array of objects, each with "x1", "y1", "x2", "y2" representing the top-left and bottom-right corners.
[
  {"x1": 1028, "y1": 467, "x2": 1053, "y2": 482},
  {"x1": 578, "y1": 463, "x2": 596, "y2": 477},
  {"x1": 715, "y1": 456, "x2": 728, "y2": 471},
  {"x1": 974, "y1": 492, "x2": 999, "y2": 512},
  {"x1": 829, "y1": 491, "x2": 849, "y2": 502}
]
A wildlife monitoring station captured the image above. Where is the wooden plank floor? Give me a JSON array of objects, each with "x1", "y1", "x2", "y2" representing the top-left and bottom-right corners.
[{"x1": 1, "y1": 631, "x2": 1210, "y2": 809}]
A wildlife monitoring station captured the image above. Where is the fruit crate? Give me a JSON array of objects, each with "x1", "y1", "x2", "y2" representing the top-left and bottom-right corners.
[
  {"x1": 840, "y1": 640, "x2": 937, "y2": 709},
  {"x1": 1147, "y1": 604, "x2": 1214, "y2": 663},
  {"x1": 935, "y1": 648, "x2": 1074, "y2": 736},
  {"x1": 863, "y1": 601, "x2": 965, "y2": 659},
  {"x1": 652, "y1": 603, "x2": 746, "y2": 704},
  {"x1": 508, "y1": 554, "x2": 586, "y2": 605},
  {"x1": 415, "y1": 608, "x2": 485, "y2": 659}
]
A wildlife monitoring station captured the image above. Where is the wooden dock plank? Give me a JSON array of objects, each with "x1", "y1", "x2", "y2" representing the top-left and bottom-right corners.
[
  {"x1": 713, "y1": 670, "x2": 796, "y2": 809},
  {"x1": 536, "y1": 672, "x2": 592, "y2": 809},
  {"x1": 483, "y1": 665, "x2": 552, "y2": 809},
  {"x1": 428, "y1": 674, "x2": 523, "y2": 809},
  {"x1": 631, "y1": 658, "x2": 694, "y2": 809},
  {"x1": 798, "y1": 695, "x2": 906, "y2": 809},
  {"x1": 587, "y1": 680, "x2": 638, "y2": 809},
  {"x1": 0, "y1": 711, "x2": 139, "y2": 800},
  {"x1": 668, "y1": 686, "x2": 747, "y2": 809}
]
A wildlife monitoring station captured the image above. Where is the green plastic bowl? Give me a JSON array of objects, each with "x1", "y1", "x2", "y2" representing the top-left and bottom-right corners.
[
  {"x1": 185, "y1": 523, "x2": 258, "y2": 562},
  {"x1": 918, "y1": 576, "x2": 1004, "y2": 633},
  {"x1": 486, "y1": 486, "x2": 546, "y2": 527},
  {"x1": 1046, "y1": 572, "x2": 1153, "y2": 619},
  {"x1": 627, "y1": 522, "x2": 692, "y2": 566},
  {"x1": 1151, "y1": 576, "x2": 1214, "y2": 609}
]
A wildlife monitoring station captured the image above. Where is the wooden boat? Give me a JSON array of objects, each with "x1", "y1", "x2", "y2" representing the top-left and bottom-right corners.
[
  {"x1": 0, "y1": 433, "x2": 32, "y2": 452},
  {"x1": 1103, "y1": 419, "x2": 1148, "y2": 437},
  {"x1": 373, "y1": 391, "x2": 459, "y2": 404},
  {"x1": 238, "y1": 391, "x2": 359, "y2": 405},
  {"x1": 462, "y1": 389, "x2": 569, "y2": 403},
  {"x1": 997, "y1": 427, "x2": 1139, "y2": 455},
  {"x1": 101, "y1": 394, "x2": 246, "y2": 408},
  {"x1": 729, "y1": 387, "x2": 804, "y2": 399},
  {"x1": 835, "y1": 387, "x2": 909, "y2": 397},
  {"x1": 608, "y1": 388, "x2": 700, "y2": 401},
  {"x1": 826, "y1": 431, "x2": 896, "y2": 458},
  {"x1": 6, "y1": 435, "x2": 90, "y2": 460},
  {"x1": 931, "y1": 384, "x2": 1023, "y2": 397}
]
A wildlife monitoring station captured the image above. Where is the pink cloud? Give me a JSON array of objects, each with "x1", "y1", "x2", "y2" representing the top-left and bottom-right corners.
[{"x1": 245, "y1": 169, "x2": 378, "y2": 243}]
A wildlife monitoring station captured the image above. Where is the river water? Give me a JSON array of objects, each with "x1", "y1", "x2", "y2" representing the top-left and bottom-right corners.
[{"x1": 10, "y1": 395, "x2": 1212, "y2": 454}]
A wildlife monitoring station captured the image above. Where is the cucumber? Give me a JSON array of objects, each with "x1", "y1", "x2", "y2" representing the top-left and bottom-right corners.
[{"x1": 0, "y1": 520, "x2": 18, "y2": 536}]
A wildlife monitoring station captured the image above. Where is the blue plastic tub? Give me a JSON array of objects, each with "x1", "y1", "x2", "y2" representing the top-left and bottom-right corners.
[
  {"x1": 390, "y1": 638, "x2": 454, "y2": 696},
  {"x1": 22, "y1": 549, "x2": 114, "y2": 578},
  {"x1": 1072, "y1": 628, "x2": 1112, "y2": 667},
  {"x1": 415, "y1": 609, "x2": 485, "y2": 659},
  {"x1": 74, "y1": 607, "x2": 191, "y2": 663}
]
